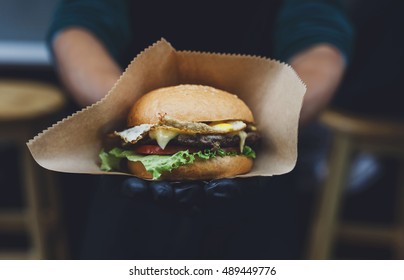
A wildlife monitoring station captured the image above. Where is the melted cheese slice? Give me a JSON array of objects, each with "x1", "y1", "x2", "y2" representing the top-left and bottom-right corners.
[
  {"x1": 238, "y1": 131, "x2": 247, "y2": 152},
  {"x1": 114, "y1": 117, "x2": 249, "y2": 150},
  {"x1": 149, "y1": 128, "x2": 179, "y2": 149}
]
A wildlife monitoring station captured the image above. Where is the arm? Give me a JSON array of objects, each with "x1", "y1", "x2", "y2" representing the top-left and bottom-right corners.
[
  {"x1": 47, "y1": 0, "x2": 132, "y2": 107},
  {"x1": 289, "y1": 44, "x2": 346, "y2": 125},
  {"x1": 273, "y1": 0, "x2": 354, "y2": 125},
  {"x1": 52, "y1": 28, "x2": 122, "y2": 107}
]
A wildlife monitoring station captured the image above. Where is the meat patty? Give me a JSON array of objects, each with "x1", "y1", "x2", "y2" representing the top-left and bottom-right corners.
[
  {"x1": 135, "y1": 131, "x2": 260, "y2": 148},
  {"x1": 174, "y1": 132, "x2": 260, "y2": 147}
]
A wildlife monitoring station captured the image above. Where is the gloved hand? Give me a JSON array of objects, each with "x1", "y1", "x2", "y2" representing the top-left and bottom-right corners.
[{"x1": 121, "y1": 177, "x2": 260, "y2": 206}]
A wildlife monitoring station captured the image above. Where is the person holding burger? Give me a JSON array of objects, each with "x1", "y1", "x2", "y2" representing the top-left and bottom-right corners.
[{"x1": 48, "y1": 0, "x2": 353, "y2": 259}]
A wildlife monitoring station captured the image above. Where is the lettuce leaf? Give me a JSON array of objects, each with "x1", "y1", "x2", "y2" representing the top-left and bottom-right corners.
[{"x1": 99, "y1": 146, "x2": 256, "y2": 180}]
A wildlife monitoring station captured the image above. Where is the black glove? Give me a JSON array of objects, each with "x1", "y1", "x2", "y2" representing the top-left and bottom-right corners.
[{"x1": 121, "y1": 177, "x2": 260, "y2": 205}]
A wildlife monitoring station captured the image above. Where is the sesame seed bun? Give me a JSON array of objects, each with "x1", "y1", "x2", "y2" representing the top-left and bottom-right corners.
[{"x1": 128, "y1": 84, "x2": 254, "y2": 126}]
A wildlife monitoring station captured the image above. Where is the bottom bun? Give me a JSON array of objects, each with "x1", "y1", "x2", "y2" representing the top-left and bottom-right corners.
[{"x1": 127, "y1": 156, "x2": 253, "y2": 181}]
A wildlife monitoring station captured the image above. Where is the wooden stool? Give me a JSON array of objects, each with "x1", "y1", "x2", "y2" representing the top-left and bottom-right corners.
[
  {"x1": 0, "y1": 79, "x2": 67, "y2": 259},
  {"x1": 306, "y1": 109, "x2": 404, "y2": 259}
]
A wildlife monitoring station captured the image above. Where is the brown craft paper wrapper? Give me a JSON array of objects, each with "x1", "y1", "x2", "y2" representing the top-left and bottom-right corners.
[{"x1": 27, "y1": 39, "x2": 306, "y2": 179}]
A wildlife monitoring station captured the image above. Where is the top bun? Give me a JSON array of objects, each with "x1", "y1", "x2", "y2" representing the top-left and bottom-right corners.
[{"x1": 128, "y1": 84, "x2": 254, "y2": 126}]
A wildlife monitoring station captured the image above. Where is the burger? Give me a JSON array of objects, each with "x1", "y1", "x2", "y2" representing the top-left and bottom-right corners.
[{"x1": 99, "y1": 84, "x2": 260, "y2": 180}]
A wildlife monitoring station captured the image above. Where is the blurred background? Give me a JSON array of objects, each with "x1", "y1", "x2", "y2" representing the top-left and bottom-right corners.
[
  {"x1": 0, "y1": 0, "x2": 403, "y2": 259},
  {"x1": 0, "y1": 0, "x2": 97, "y2": 259}
]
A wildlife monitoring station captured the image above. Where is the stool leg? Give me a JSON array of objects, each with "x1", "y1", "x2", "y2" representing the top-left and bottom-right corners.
[
  {"x1": 306, "y1": 133, "x2": 353, "y2": 259},
  {"x1": 396, "y1": 162, "x2": 404, "y2": 259},
  {"x1": 20, "y1": 145, "x2": 47, "y2": 259}
]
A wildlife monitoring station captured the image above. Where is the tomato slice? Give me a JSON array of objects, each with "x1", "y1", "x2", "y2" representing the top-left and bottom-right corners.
[{"x1": 134, "y1": 145, "x2": 196, "y2": 155}]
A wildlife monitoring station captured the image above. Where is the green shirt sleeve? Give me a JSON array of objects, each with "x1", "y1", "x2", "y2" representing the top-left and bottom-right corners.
[
  {"x1": 273, "y1": 0, "x2": 354, "y2": 63},
  {"x1": 47, "y1": 0, "x2": 132, "y2": 67}
]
